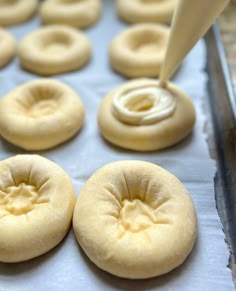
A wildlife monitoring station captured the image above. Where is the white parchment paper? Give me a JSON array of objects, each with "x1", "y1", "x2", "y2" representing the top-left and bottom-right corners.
[{"x1": 0, "y1": 1, "x2": 234, "y2": 290}]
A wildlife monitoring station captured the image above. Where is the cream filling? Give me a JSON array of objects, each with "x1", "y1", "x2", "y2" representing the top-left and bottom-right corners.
[{"x1": 112, "y1": 79, "x2": 176, "y2": 125}]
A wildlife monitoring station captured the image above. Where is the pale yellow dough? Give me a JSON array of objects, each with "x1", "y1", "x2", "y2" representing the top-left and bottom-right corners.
[
  {"x1": 0, "y1": 0, "x2": 38, "y2": 26},
  {"x1": 40, "y1": 0, "x2": 101, "y2": 29},
  {"x1": 73, "y1": 160, "x2": 197, "y2": 279},
  {"x1": 116, "y1": 0, "x2": 176, "y2": 25},
  {"x1": 0, "y1": 154, "x2": 75, "y2": 263},
  {"x1": 0, "y1": 79, "x2": 85, "y2": 150},
  {"x1": 109, "y1": 24, "x2": 169, "y2": 78},
  {"x1": 0, "y1": 28, "x2": 16, "y2": 68},
  {"x1": 18, "y1": 25, "x2": 91, "y2": 76},
  {"x1": 98, "y1": 78, "x2": 196, "y2": 151}
]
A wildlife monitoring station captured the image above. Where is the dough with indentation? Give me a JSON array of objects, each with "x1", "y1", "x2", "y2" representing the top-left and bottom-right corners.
[
  {"x1": 18, "y1": 25, "x2": 91, "y2": 76},
  {"x1": 98, "y1": 78, "x2": 196, "y2": 151},
  {"x1": 0, "y1": 28, "x2": 16, "y2": 68},
  {"x1": 116, "y1": 0, "x2": 176, "y2": 24},
  {"x1": 0, "y1": 154, "x2": 75, "y2": 263},
  {"x1": 109, "y1": 24, "x2": 169, "y2": 78},
  {"x1": 40, "y1": 0, "x2": 101, "y2": 29},
  {"x1": 73, "y1": 160, "x2": 197, "y2": 279},
  {"x1": 0, "y1": 79, "x2": 85, "y2": 150},
  {"x1": 0, "y1": 0, "x2": 38, "y2": 26}
]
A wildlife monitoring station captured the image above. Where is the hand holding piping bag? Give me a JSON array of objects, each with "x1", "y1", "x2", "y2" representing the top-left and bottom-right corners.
[{"x1": 160, "y1": 0, "x2": 230, "y2": 86}]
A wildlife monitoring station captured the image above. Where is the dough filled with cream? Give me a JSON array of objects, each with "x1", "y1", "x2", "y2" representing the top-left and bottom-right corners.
[
  {"x1": 73, "y1": 160, "x2": 197, "y2": 279},
  {"x1": 0, "y1": 154, "x2": 75, "y2": 263},
  {"x1": 98, "y1": 78, "x2": 196, "y2": 151}
]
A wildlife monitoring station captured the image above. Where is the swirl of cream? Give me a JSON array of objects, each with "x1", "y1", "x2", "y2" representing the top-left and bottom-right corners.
[{"x1": 112, "y1": 79, "x2": 176, "y2": 125}]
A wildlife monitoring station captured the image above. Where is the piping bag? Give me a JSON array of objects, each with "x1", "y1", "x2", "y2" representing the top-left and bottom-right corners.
[{"x1": 160, "y1": 0, "x2": 230, "y2": 85}]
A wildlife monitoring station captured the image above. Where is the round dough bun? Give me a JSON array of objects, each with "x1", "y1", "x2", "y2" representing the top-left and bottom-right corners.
[
  {"x1": 0, "y1": 79, "x2": 85, "y2": 151},
  {"x1": 98, "y1": 78, "x2": 196, "y2": 151},
  {"x1": 116, "y1": 0, "x2": 176, "y2": 25},
  {"x1": 0, "y1": 154, "x2": 75, "y2": 263},
  {"x1": 40, "y1": 0, "x2": 101, "y2": 29},
  {"x1": 109, "y1": 24, "x2": 169, "y2": 78},
  {"x1": 18, "y1": 25, "x2": 91, "y2": 76},
  {"x1": 73, "y1": 160, "x2": 197, "y2": 279},
  {"x1": 0, "y1": 0, "x2": 38, "y2": 26},
  {"x1": 0, "y1": 28, "x2": 16, "y2": 68}
]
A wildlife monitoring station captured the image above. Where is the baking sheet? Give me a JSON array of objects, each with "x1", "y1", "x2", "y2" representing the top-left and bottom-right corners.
[{"x1": 0, "y1": 1, "x2": 234, "y2": 290}]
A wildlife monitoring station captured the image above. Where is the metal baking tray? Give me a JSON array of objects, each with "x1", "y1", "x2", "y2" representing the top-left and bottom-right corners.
[{"x1": 206, "y1": 23, "x2": 236, "y2": 284}]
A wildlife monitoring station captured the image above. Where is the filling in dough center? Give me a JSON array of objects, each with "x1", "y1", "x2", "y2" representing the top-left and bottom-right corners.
[
  {"x1": 112, "y1": 80, "x2": 176, "y2": 125},
  {"x1": 29, "y1": 99, "x2": 58, "y2": 117},
  {"x1": 119, "y1": 198, "x2": 169, "y2": 233},
  {"x1": 0, "y1": 182, "x2": 50, "y2": 216}
]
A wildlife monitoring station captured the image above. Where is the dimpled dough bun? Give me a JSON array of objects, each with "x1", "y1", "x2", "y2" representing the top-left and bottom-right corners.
[
  {"x1": 98, "y1": 78, "x2": 196, "y2": 151},
  {"x1": 0, "y1": 0, "x2": 38, "y2": 26},
  {"x1": 18, "y1": 25, "x2": 91, "y2": 76},
  {"x1": 109, "y1": 24, "x2": 169, "y2": 78},
  {"x1": 40, "y1": 0, "x2": 101, "y2": 29},
  {"x1": 0, "y1": 28, "x2": 16, "y2": 68},
  {"x1": 116, "y1": 0, "x2": 176, "y2": 25},
  {"x1": 0, "y1": 154, "x2": 75, "y2": 263},
  {"x1": 73, "y1": 160, "x2": 197, "y2": 279},
  {"x1": 0, "y1": 79, "x2": 85, "y2": 151}
]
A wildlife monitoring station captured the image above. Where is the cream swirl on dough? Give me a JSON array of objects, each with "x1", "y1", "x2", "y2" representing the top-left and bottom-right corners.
[{"x1": 112, "y1": 79, "x2": 176, "y2": 125}]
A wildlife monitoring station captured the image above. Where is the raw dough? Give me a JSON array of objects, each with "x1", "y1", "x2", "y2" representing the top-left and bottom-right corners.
[
  {"x1": 0, "y1": 28, "x2": 16, "y2": 68},
  {"x1": 98, "y1": 78, "x2": 196, "y2": 151},
  {"x1": 0, "y1": 79, "x2": 85, "y2": 150},
  {"x1": 0, "y1": 0, "x2": 38, "y2": 26},
  {"x1": 73, "y1": 160, "x2": 197, "y2": 279},
  {"x1": 0, "y1": 154, "x2": 75, "y2": 263},
  {"x1": 116, "y1": 0, "x2": 176, "y2": 24},
  {"x1": 40, "y1": 0, "x2": 101, "y2": 29},
  {"x1": 18, "y1": 25, "x2": 91, "y2": 76},
  {"x1": 109, "y1": 24, "x2": 169, "y2": 78}
]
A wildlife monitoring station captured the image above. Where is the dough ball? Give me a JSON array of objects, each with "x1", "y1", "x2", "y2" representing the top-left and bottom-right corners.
[
  {"x1": 0, "y1": 28, "x2": 16, "y2": 68},
  {"x1": 98, "y1": 78, "x2": 196, "y2": 151},
  {"x1": 40, "y1": 0, "x2": 102, "y2": 29},
  {"x1": 109, "y1": 24, "x2": 169, "y2": 78},
  {"x1": 0, "y1": 154, "x2": 75, "y2": 263},
  {"x1": 73, "y1": 160, "x2": 197, "y2": 279},
  {"x1": 0, "y1": 0, "x2": 38, "y2": 26},
  {"x1": 18, "y1": 25, "x2": 91, "y2": 76},
  {"x1": 116, "y1": 0, "x2": 176, "y2": 25},
  {"x1": 0, "y1": 79, "x2": 85, "y2": 150}
]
